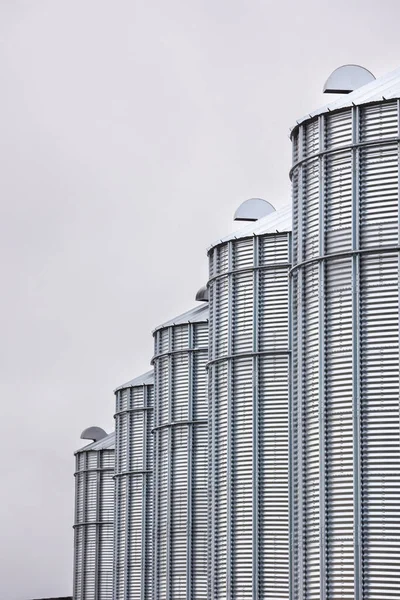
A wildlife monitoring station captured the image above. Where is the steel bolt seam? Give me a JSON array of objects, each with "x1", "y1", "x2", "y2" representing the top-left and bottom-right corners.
[
  {"x1": 289, "y1": 134, "x2": 400, "y2": 179},
  {"x1": 207, "y1": 262, "x2": 291, "y2": 284}
]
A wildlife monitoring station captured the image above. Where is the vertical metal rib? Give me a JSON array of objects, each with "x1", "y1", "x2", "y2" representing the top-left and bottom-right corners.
[
  {"x1": 226, "y1": 240, "x2": 233, "y2": 600},
  {"x1": 351, "y1": 105, "x2": 362, "y2": 600},
  {"x1": 398, "y1": 98, "x2": 400, "y2": 451},
  {"x1": 187, "y1": 323, "x2": 194, "y2": 600},
  {"x1": 72, "y1": 453, "x2": 78, "y2": 600},
  {"x1": 166, "y1": 331, "x2": 173, "y2": 600},
  {"x1": 141, "y1": 385, "x2": 148, "y2": 600},
  {"x1": 209, "y1": 248, "x2": 217, "y2": 600},
  {"x1": 154, "y1": 348, "x2": 160, "y2": 600},
  {"x1": 297, "y1": 124, "x2": 305, "y2": 600},
  {"x1": 113, "y1": 393, "x2": 120, "y2": 600},
  {"x1": 80, "y1": 453, "x2": 87, "y2": 599},
  {"x1": 95, "y1": 452, "x2": 101, "y2": 600},
  {"x1": 82, "y1": 453, "x2": 88, "y2": 598},
  {"x1": 288, "y1": 232, "x2": 294, "y2": 600},
  {"x1": 318, "y1": 114, "x2": 327, "y2": 600},
  {"x1": 252, "y1": 235, "x2": 260, "y2": 599},
  {"x1": 124, "y1": 392, "x2": 131, "y2": 600}
]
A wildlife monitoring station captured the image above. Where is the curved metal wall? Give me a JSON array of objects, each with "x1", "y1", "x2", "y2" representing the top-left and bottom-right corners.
[
  {"x1": 207, "y1": 232, "x2": 291, "y2": 599},
  {"x1": 73, "y1": 435, "x2": 115, "y2": 600},
  {"x1": 113, "y1": 373, "x2": 154, "y2": 600},
  {"x1": 152, "y1": 307, "x2": 209, "y2": 600},
  {"x1": 291, "y1": 101, "x2": 400, "y2": 600}
]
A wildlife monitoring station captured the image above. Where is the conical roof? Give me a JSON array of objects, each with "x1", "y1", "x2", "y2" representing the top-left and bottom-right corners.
[
  {"x1": 153, "y1": 303, "x2": 208, "y2": 332},
  {"x1": 292, "y1": 66, "x2": 400, "y2": 133},
  {"x1": 115, "y1": 369, "x2": 154, "y2": 392},
  {"x1": 208, "y1": 204, "x2": 291, "y2": 251},
  {"x1": 76, "y1": 431, "x2": 115, "y2": 453}
]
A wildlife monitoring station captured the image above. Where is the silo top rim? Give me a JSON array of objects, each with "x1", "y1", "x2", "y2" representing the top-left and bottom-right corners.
[
  {"x1": 114, "y1": 369, "x2": 154, "y2": 392},
  {"x1": 153, "y1": 303, "x2": 209, "y2": 333},
  {"x1": 291, "y1": 65, "x2": 400, "y2": 135},
  {"x1": 208, "y1": 204, "x2": 292, "y2": 251},
  {"x1": 76, "y1": 431, "x2": 115, "y2": 453}
]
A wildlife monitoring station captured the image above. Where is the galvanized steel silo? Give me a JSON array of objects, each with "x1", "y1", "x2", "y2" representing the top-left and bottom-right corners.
[
  {"x1": 152, "y1": 303, "x2": 209, "y2": 600},
  {"x1": 73, "y1": 430, "x2": 115, "y2": 600},
  {"x1": 113, "y1": 371, "x2": 154, "y2": 600},
  {"x1": 290, "y1": 68, "x2": 400, "y2": 600},
  {"x1": 207, "y1": 206, "x2": 292, "y2": 599}
]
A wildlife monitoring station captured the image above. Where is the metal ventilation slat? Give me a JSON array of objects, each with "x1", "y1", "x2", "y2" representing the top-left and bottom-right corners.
[
  {"x1": 326, "y1": 258, "x2": 354, "y2": 600},
  {"x1": 325, "y1": 151, "x2": 352, "y2": 253},
  {"x1": 360, "y1": 253, "x2": 400, "y2": 600},
  {"x1": 325, "y1": 110, "x2": 352, "y2": 149},
  {"x1": 360, "y1": 145, "x2": 398, "y2": 248},
  {"x1": 360, "y1": 101, "x2": 398, "y2": 142}
]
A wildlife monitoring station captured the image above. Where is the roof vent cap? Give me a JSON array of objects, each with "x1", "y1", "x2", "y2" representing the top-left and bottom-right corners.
[
  {"x1": 195, "y1": 285, "x2": 208, "y2": 302},
  {"x1": 323, "y1": 64, "x2": 375, "y2": 94},
  {"x1": 80, "y1": 426, "x2": 108, "y2": 442},
  {"x1": 234, "y1": 198, "x2": 275, "y2": 222}
]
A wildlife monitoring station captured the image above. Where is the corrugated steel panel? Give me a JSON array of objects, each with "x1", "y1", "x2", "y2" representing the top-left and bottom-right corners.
[
  {"x1": 73, "y1": 433, "x2": 115, "y2": 600},
  {"x1": 113, "y1": 373, "x2": 154, "y2": 600},
  {"x1": 153, "y1": 309, "x2": 209, "y2": 600},
  {"x1": 208, "y1": 231, "x2": 291, "y2": 599},
  {"x1": 291, "y1": 100, "x2": 400, "y2": 600}
]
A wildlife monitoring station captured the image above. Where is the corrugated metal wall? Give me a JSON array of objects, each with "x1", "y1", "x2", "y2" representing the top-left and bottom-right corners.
[
  {"x1": 207, "y1": 232, "x2": 291, "y2": 599},
  {"x1": 291, "y1": 100, "x2": 400, "y2": 600},
  {"x1": 152, "y1": 306, "x2": 209, "y2": 600},
  {"x1": 73, "y1": 434, "x2": 115, "y2": 600},
  {"x1": 113, "y1": 373, "x2": 154, "y2": 600}
]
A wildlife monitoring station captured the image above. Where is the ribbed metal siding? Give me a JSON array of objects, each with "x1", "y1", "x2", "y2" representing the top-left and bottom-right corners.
[
  {"x1": 114, "y1": 379, "x2": 154, "y2": 600},
  {"x1": 153, "y1": 315, "x2": 209, "y2": 600},
  {"x1": 208, "y1": 232, "x2": 291, "y2": 599},
  {"x1": 291, "y1": 100, "x2": 400, "y2": 600},
  {"x1": 73, "y1": 441, "x2": 114, "y2": 600}
]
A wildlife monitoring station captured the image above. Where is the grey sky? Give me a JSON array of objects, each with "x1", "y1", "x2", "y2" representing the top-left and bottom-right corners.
[{"x1": 0, "y1": 1, "x2": 399, "y2": 598}]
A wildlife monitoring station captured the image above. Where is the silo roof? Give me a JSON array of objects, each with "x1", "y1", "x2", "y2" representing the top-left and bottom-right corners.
[
  {"x1": 208, "y1": 204, "x2": 292, "y2": 251},
  {"x1": 76, "y1": 431, "x2": 115, "y2": 453},
  {"x1": 153, "y1": 304, "x2": 209, "y2": 332},
  {"x1": 292, "y1": 65, "x2": 400, "y2": 133},
  {"x1": 114, "y1": 369, "x2": 154, "y2": 392}
]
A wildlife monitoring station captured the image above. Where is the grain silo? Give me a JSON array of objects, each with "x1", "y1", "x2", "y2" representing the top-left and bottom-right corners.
[
  {"x1": 113, "y1": 371, "x2": 154, "y2": 600},
  {"x1": 73, "y1": 428, "x2": 115, "y2": 600},
  {"x1": 290, "y1": 65, "x2": 400, "y2": 600},
  {"x1": 207, "y1": 203, "x2": 292, "y2": 599},
  {"x1": 152, "y1": 302, "x2": 209, "y2": 600}
]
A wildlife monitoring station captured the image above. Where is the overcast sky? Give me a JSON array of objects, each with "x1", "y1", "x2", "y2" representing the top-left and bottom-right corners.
[{"x1": 1, "y1": 1, "x2": 399, "y2": 598}]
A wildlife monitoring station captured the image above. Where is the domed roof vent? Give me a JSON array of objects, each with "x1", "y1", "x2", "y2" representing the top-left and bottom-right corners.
[
  {"x1": 323, "y1": 64, "x2": 375, "y2": 94},
  {"x1": 234, "y1": 198, "x2": 275, "y2": 222},
  {"x1": 80, "y1": 426, "x2": 108, "y2": 442},
  {"x1": 195, "y1": 285, "x2": 208, "y2": 302}
]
